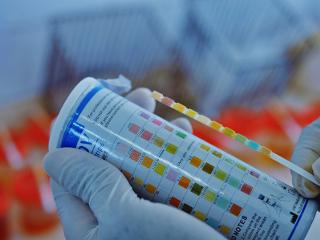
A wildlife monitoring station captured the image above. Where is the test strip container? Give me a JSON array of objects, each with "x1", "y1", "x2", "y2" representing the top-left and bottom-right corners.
[{"x1": 50, "y1": 77, "x2": 317, "y2": 240}]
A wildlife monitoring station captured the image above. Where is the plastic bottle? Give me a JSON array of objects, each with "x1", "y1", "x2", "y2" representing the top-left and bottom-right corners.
[{"x1": 49, "y1": 77, "x2": 318, "y2": 240}]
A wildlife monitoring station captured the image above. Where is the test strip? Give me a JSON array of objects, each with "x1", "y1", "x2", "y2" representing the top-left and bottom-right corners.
[{"x1": 151, "y1": 91, "x2": 320, "y2": 186}]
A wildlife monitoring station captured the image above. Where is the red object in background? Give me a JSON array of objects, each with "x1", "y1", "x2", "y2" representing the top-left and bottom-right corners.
[
  {"x1": 0, "y1": 186, "x2": 11, "y2": 240},
  {"x1": 12, "y1": 167, "x2": 58, "y2": 235},
  {"x1": 10, "y1": 113, "x2": 53, "y2": 157},
  {"x1": 0, "y1": 141, "x2": 6, "y2": 166},
  {"x1": 12, "y1": 168, "x2": 42, "y2": 208},
  {"x1": 24, "y1": 112, "x2": 53, "y2": 148}
]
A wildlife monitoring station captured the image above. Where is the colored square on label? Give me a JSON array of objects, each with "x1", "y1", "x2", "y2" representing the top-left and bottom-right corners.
[
  {"x1": 129, "y1": 123, "x2": 140, "y2": 134},
  {"x1": 153, "y1": 137, "x2": 164, "y2": 147},
  {"x1": 216, "y1": 197, "x2": 229, "y2": 209},
  {"x1": 182, "y1": 203, "x2": 193, "y2": 213},
  {"x1": 194, "y1": 211, "x2": 206, "y2": 221},
  {"x1": 141, "y1": 156, "x2": 153, "y2": 168},
  {"x1": 204, "y1": 191, "x2": 216, "y2": 202},
  {"x1": 207, "y1": 218, "x2": 219, "y2": 228},
  {"x1": 179, "y1": 176, "x2": 191, "y2": 188},
  {"x1": 122, "y1": 170, "x2": 131, "y2": 180},
  {"x1": 191, "y1": 183, "x2": 203, "y2": 196},
  {"x1": 219, "y1": 225, "x2": 230, "y2": 235},
  {"x1": 115, "y1": 142, "x2": 129, "y2": 153},
  {"x1": 154, "y1": 163, "x2": 166, "y2": 176},
  {"x1": 227, "y1": 176, "x2": 240, "y2": 188},
  {"x1": 145, "y1": 184, "x2": 156, "y2": 194},
  {"x1": 141, "y1": 130, "x2": 152, "y2": 141},
  {"x1": 215, "y1": 169, "x2": 227, "y2": 181},
  {"x1": 140, "y1": 112, "x2": 150, "y2": 120},
  {"x1": 166, "y1": 169, "x2": 179, "y2": 182},
  {"x1": 212, "y1": 150, "x2": 222, "y2": 158},
  {"x1": 169, "y1": 197, "x2": 181, "y2": 208},
  {"x1": 237, "y1": 164, "x2": 247, "y2": 171},
  {"x1": 230, "y1": 204, "x2": 242, "y2": 216},
  {"x1": 250, "y1": 170, "x2": 260, "y2": 178},
  {"x1": 152, "y1": 119, "x2": 162, "y2": 126},
  {"x1": 130, "y1": 150, "x2": 141, "y2": 161},
  {"x1": 224, "y1": 158, "x2": 234, "y2": 165},
  {"x1": 166, "y1": 144, "x2": 177, "y2": 154},
  {"x1": 241, "y1": 183, "x2": 253, "y2": 195},
  {"x1": 190, "y1": 156, "x2": 202, "y2": 168},
  {"x1": 202, "y1": 163, "x2": 214, "y2": 174},
  {"x1": 176, "y1": 131, "x2": 187, "y2": 139},
  {"x1": 134, "y1": 177, "x2": 143, "y2": 186},
  {"x1": 200, "y1": 144, "x2": 210, "y2": 152},
  {"x1": 164, "y1": 125, "x2": 174, "y2": 132}
]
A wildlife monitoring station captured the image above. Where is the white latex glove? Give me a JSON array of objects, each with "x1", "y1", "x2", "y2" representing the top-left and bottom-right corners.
[
  {"x1": 44, "y1": 88, "x2": 225, "y2": 240},
  {"x1": 291, "y1": 118, "x2": 320, "y2": 198}
]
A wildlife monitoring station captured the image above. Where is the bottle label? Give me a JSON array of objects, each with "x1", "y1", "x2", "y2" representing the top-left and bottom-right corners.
[{"x1": 58, "y1": 85, "x2": 309, "y2": 239}]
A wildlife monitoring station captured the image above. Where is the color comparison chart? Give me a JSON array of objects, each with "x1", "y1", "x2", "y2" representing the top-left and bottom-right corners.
[
  {"x1": 151, "y1": 91, "x2": 320, "y2": 187},
  {"x1": 113, "y1": 109, "x2": 262, "y2": 237}
]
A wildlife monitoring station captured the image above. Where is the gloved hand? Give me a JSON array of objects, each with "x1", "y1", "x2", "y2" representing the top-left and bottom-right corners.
[
  {"x1": 291, "y1": 118, "x2": 320, "y2": 198},
  {"x1": 44, "y1": 88, "x2": 225, "y2": 240}
]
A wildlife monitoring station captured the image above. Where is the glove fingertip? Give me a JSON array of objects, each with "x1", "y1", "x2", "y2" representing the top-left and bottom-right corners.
[
  {"x1": 171, "y1": 117, "x2": 193, "y2": 133},
  {"x1": 292, "y1": 173, "x2": 320, "y2": 198},
  {"x1": 312, "y1": 157, "x2": 320, "y2": 183},
  {"x1": 126, "y1": 88, "x2": 156, "y2": 112}
]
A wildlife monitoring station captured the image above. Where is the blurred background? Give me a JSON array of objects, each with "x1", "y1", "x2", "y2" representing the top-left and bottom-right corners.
[{"x1": 1, "y1": 0, "x2": 320, "y2": 239}]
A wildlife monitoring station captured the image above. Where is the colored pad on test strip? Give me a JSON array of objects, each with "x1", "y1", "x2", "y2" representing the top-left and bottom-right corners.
[{"x1": 151, "y1": 91, "x2": 320, "y2": 186}]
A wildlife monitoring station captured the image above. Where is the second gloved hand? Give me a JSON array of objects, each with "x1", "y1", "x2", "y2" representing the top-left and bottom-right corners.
[{"x1": 291, "y1": 118, "x2": 320, "y2": 198}]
